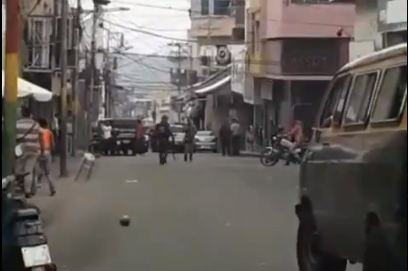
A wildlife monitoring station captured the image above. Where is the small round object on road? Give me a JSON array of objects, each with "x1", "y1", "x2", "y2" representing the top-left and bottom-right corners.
[{"x1": 119, "y1": 215, "x2": 131, "y2": 227}]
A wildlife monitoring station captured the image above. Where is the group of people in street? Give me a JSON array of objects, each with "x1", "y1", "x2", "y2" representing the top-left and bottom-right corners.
[
  {"x1": 153, "y1": 115, "x2": 197, "y2": 165},
  {"x1": 14, "y1": 106, "x2": 57, "y2": 198}
]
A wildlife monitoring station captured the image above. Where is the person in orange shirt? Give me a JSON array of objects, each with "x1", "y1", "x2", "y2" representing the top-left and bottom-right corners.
[{"x1": 35, "y1": 118, "x2": 56, "y2": 196}]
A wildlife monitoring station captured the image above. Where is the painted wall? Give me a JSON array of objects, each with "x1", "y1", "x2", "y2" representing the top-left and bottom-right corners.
[{"x1": 263, "y1": 2, "x2": 355, "y2": 38}]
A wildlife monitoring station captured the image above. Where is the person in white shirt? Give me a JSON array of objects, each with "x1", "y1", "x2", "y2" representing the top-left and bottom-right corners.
[{"x1": 100, "y1": 121, "x2": 113, "y2": 155}]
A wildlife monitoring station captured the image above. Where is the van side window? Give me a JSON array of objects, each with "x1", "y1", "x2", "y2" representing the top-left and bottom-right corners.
[
  {"x1": 372, "y1": 65, "x2": 407, "y2": 122},
  {"x1": 344, "y1": 72, "x2": 378, "y2": 125},
  {"x1": 319, "y1": 75, "x2": 351, "y2": 128}
]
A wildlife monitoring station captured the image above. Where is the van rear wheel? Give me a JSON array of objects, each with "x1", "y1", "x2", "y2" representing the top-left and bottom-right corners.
[
  {"x1": 297, "y1": 221, "x2": 347, "y2": 271},
  {"x1": 363, "y1": 227, "x2": 399, "y2": 271}
]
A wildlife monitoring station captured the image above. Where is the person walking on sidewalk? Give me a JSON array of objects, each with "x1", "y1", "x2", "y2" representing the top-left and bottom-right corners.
[
  {"x1": 183, "y1": 119, "x2": 197, "y2": 162},
  {"x1": 35, "y1": 118, "x2": 56, "y2": 196},
  {"x1": 15, "y1": 106, "x2": 40, "y2": 198}
]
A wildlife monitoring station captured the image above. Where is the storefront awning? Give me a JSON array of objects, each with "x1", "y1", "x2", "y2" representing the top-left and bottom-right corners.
[
  {"x1": 195, "y1": 75, "x2": 231, "y2": 95},
  {"x1": 2, "y1": 70, "x2": 53, "y2": 102},
  {"x1": 190, "y1": 65, "x2": 231, "y2": 95}
]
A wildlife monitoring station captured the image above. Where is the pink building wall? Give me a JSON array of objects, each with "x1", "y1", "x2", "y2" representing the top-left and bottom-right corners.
[{"x1": 261, "y1": 2, "x2": 355, "y2": 38}]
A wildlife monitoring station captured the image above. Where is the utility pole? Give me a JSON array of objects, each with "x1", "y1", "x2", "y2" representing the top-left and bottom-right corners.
[
  {"x1": 3, "y1": 0, "x2": 19, "y2": 177},
  {"x1": 104, "y1": 30, "x2": 111, "y2": 118},
  {"x1": 71, "y1": 0, "x2": 81, "y2": 156},
  {"x1": 59, "y1": 0, "x2": 68, "y2": 177},
  {"x1": 88, "y1": 3, "x2": 98, "y2": 139},
  {"x1": 176, "y1": 44, "x2": 182, "y2": 122},
  {"x1": 187, "y1": 44, "x2": 193, "y2": 87}
]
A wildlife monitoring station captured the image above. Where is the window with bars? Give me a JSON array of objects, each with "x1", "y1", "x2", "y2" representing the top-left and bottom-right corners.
[
  {"x1": 28, "y1": 18, "x2": 50, "y2": 68},
  {"x1": 214, "y1": 0, "x2": 231, "y2": 15},
  {"x1": 201, "y1": 0, "x2": 209, "y2": 15}
]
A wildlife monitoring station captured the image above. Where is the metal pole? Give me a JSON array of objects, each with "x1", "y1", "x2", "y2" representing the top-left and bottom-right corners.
[
  {"x1": 188, "y1": 44, "x2": 193, "y2": 87},
  {"x1": 88, "y1": 4, "x2": 98, "y2": 139},
  {"x1": 104, "y1": 30, "x2": 111, "y2": 118},
  {"x1": 59, "y1": 0, "x2": 68, "y2": 177},
  {"x1": 177, "y1": 43, "x2": 182, "y2": 122},
  {"x1": 2, "y1": 0, "x2": 19, "y2": 177},
  {"x1": 71, "y1": 0, "x2": 81, "y2": 156}
]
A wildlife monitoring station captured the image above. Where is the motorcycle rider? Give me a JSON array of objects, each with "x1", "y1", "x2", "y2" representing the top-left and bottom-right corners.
[
  {"x1": 155, "y1": 115, "x2": 174, "y2": 165},
  {"x1": 183, "y1": 119, "x2": 197, "y2": 162},
  {"x1": 280, "y1": 120, "x2": 304, "y2": 165}
]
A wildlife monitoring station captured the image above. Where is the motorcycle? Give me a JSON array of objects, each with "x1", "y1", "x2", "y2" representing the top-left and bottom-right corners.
[
  {"x1": 259, "y1": 134, "x2": 285, "y2": 167},
  {"x1": 3, "y1": 144, "x2": 57, "y2": 270},
  {"x1": 2, "y1": 176, "x2": 57, "y2": 271},
  {"x1": 260, "y1": 135, "x2": 307, "y2": 167}
]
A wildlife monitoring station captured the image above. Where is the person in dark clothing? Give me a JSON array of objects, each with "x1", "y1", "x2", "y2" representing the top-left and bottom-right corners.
[
  {"x1": 183, "y1": 119, "x2": 197, "y2": 162},
  {"x1": 154, "y1": 115, "x2": 173, "y2": 165},
  {"x1": 218, "y1": 121, "x2": 231, "y2": 156},
  {"x1": 230, "y1": 118, "x2": 241, "y2": 156}
]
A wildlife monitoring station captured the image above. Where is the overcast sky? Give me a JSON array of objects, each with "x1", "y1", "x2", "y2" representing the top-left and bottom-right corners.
[{"x1": 80, "y1": 0, "x2": 190, "y2": 54}]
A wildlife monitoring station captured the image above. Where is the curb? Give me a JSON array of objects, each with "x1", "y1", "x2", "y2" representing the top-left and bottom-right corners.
[{"x1": 240, "y1": 152, "x2": 261, "y2": 158}]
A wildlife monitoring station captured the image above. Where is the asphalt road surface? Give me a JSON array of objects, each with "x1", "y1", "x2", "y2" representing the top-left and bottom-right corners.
[{"x1": 34, "y1": 153, "x2": 361, "y2": 271}]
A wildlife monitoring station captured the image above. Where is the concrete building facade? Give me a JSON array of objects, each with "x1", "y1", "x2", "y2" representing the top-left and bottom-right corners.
[
  {"x1": 332, "y1": 0, "x2": 407, "y2": 60},
  {"x1": 245, "y1": 0, "x2": 355, "y2": 134}
]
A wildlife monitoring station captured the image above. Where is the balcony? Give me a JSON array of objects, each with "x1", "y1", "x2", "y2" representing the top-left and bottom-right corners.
[{"x1": 190, "y1": 16, "x2": 236, "y2": 39}]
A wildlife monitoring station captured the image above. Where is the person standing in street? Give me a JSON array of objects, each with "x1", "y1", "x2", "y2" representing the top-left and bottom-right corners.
[
  {"x1": 155, "y1": 115, "x2": 173, "y2": 165},
  {"x1": 230, "y1": 118, "x2": 241, "y2": 156},
  {"x1": 135, "y1": 119, "x2": 145, "y2": 154},
  {"x1": 100, "y1": 120, "x2": 112, "y2": 155},
  {"x1": 218, "y1": 121, "x2": 231, "y2": 156},
  {"x1": 35, "y1": 118, "x2": 56, "y2": 196},
  {"x1": 15, "y1": 106, "x2": 40, "y2": 198},
  {"x1": 183, "y1": 119, "x2": 197, "y2": 162},
  {"x1": 245, "y1": 125, "x2": 255, "y2": 151}
]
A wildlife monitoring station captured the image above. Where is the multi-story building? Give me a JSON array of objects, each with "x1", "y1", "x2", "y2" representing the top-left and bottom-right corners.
[
  {"x1": 331, "y1": 0, "x2": 407, "y2": 60},
  {"x1": 245, "y1": 0, "x2": 355, "y2": 134},
  {"x1": 189, "y1": 0, "x2": 245, "y2": 78},
  {"x1": 20, "y1": 0, "x2": 77, "y2": 118},
  {"x1": 181, "y1": 0, "x2": 247, "y2": 131}
]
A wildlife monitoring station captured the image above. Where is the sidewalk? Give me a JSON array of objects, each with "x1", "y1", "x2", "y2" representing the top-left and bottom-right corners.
[
  {"x1": 30, "y1": 152, "x2": 85, "y2": 227},
  {"x1": 49, "y1": 154, "x2": 83, "y2": 181}
]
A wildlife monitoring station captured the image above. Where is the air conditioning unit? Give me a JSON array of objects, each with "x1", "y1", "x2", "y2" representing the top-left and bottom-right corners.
[{"x1": 200, "y1": 55, "x2": 211, "y2": 66}]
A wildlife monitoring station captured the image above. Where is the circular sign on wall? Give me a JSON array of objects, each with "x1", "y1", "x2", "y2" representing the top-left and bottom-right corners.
[{"x1": 215, "y1": 45, "x2": 231, "y2": 66}]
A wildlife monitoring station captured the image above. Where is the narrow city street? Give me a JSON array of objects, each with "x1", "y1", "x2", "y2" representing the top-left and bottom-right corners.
[{"x1": 34, "y1": 154, "x2": 361, "y2": 271}]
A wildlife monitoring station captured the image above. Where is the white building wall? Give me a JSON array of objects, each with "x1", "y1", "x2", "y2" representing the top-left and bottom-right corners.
[{"x1": 349, "y1": 0, "x2": 407, "y2": 61}]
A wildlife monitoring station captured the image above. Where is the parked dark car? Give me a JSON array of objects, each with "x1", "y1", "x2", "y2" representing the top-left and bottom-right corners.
[{"x1": 91, "y1": 118, "x2": 148, "y2": 155}]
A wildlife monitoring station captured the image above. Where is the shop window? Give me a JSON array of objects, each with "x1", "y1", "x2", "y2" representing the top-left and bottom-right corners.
[
  {"x1": 319, "y1": 74, "x2": 351, "y2": 128},
  {"x1": 344, "y1": 72, "x2": 378, "y2": 125},
  {"x1": 371, "y1": 65, "x2": 407, "y2": 122}
]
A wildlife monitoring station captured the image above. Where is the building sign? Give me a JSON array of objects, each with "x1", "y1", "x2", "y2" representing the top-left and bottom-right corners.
[
  {"x1": 281, "y1": 39, "x2": 341, "y2": 75},
  {"x1": 231, "y1": 49, "x2": 246, "y2": 95}
]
